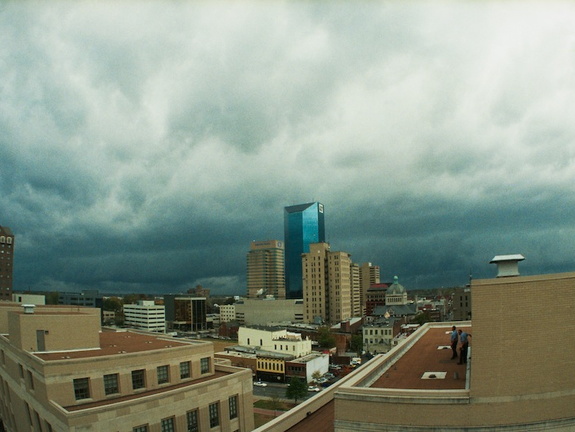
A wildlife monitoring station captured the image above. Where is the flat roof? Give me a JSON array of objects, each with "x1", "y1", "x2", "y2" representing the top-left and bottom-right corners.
[
  {"x1": 35, "y1": 331, "x2": 208, "y2": 361},
  {"x1": 370, "y1": 326, "x2": 470, "y2": 390},
  {"x1": 277, "y1": 324, "x2": 470, "y2": 432}
]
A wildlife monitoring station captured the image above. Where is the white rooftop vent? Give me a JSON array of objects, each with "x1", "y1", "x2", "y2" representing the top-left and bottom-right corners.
[
  {"x1": 490, "y1": 254, "x2": 525, "y2": 277},
  {"x1": 22, "y1": 304, "x2": 36, "y2": 314}
]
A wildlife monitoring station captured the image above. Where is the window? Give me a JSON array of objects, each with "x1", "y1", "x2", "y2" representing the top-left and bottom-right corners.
[
  {"x1": 186, "y1": 409, "x2": 199, "y2": 432},
  {"x1": 209, "y1": 402, "x2": 220, "y2": 427},
  {"x1": 229, "y1": 395, "x2": 238, "y2": 419},
  {"x1": 161, "y1": 417, "x2": 175, "y2": 432},
  {"x1": 73, "y1": 377, "x2": 90, "y2": 400},
  {"x1": 180, "y1": 361, "x2": 191, "y2": 379},
  {"x1": 27, "y1": 370, "x2": 34, "y2": 390},
  {"x1": 131, "y1": 369, "x2": 146, "y2": 390},
  {"x1": 104, "y1": 373, "x2": 119, "y2": 395},
  {"x1": 133, "y1": 426, "x2": 148, "y2": 432},
  {"x1": 201, "y1": 357, "x2": 210, "y2": 374},
  {"x1": 157, "y1": 365, "x2": 169, "y2": 384}
]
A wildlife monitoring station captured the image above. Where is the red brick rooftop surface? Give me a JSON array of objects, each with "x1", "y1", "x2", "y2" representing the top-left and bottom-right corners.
[
  {"x1": 34, "y1": 331, "x2": 206, "y2": 361},
  {"x1": 286, "y1": 400, "x2": 334, "y2": 432},
  {"x1": 370, "y1": 325, "x2": 471, "y2": 390}
]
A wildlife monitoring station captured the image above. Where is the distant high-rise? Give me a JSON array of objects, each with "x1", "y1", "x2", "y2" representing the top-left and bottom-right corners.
[
  {"x1": 284, "y1": 202, "x2": 325, "y2": 299},
  {"x1": 0, "y1": 226, "x2": 15, "y2": 301},
  {"x1": 302, "y1": 242, "x2": 352, "y2": 324},
  {"x1": 246, "y1": 240, "x2": 285, "y2": 299},
  {"x1": 360, "y1": 262, "x2": 381, "y2": 314}
]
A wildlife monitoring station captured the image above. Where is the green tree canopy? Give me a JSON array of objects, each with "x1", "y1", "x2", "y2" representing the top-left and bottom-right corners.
[
  {"x1": 286, "y1": 378, "x2": 307, "y2": 404},
  {"x1": 350, "y1": 334, "x2": 363, "y2": 355},
  {"x1": 317, "y1": 326, "x2": 336, "y2": 348},
  {"x1": 103, "y1": 297, "x2": 123, "y2": 312}
]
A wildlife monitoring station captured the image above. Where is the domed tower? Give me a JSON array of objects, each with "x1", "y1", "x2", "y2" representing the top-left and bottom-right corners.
[{"x1": 385, "y1": 276, "x2": 408, "y2": 305}]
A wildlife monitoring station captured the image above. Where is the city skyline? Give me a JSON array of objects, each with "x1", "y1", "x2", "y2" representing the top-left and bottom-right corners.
[{"x1": 1, "y1": 3, "x2": 575, "y2": 296}]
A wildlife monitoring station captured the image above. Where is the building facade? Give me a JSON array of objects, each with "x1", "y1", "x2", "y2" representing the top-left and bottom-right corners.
[
  {"x1": 123, "y1": 300, "x2": 166, "y2": 332},
  {"x1": 0, "y1": 226, "x2": 15, "y2": 301},
  {"x1": 284, "y1": 202, "x2": 325, "y2": 299},
  {"x1": 247, "y1": 240, "x2": 286, "y2": 299},
  {"x1": 234, "y1": 298, "x2": 303, "y2": 326},
  {"x1": 164, "y1": 295, "x2": 207, "y2": 332},
  {"x1": 359, "y1": 263, "x2": 380, "y2": 315},
  {"x1": 303, "y1": 243, "x2": 352, "y2": 325},
  {"x1": 0, "y1": 303, "x2": 254, "y2": 432},
  {"x1": 349, "y1": 263, "x2": 361, "y2": 318}
]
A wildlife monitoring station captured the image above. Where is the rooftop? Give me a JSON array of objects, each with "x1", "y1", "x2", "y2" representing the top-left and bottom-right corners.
[
  {"x1": 369, "y1": 325, "x2": 470, "y2": 390},
  {"x1": 34, "y1": 331, "x2": 208, "y2": 361}
]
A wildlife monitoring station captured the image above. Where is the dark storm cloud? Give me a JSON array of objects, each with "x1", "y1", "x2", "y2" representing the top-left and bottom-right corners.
[{"x1": 1, "y1": 2, "x2": 575, "y2": 295}]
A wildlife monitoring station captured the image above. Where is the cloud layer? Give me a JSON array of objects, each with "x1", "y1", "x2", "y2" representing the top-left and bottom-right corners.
[{"x1": 2, "y1": 2, "x2": 575, "y2": 295}]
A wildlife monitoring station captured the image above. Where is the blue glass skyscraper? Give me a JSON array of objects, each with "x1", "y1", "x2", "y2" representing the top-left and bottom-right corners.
[{"x1": 284, "y1": 202, "x2": 325, "y2": 299}]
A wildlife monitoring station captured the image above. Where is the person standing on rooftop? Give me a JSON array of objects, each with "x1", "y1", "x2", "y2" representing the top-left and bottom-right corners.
[
  {"x1": 450, "y1": 326, "x2": 458, "y2": 360},
  {"x1": 458, "y1": 329, "x2": 471, "y2": 364}
]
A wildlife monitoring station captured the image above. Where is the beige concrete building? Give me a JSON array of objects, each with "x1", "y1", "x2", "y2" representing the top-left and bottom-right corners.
[
  {"x1": 303, "y1": 243, "x2": 352, "y2": 324},
  {"x1": 234, "y1": 298, "x2": 303, "y2": 326},
  {"x1": 0, "y1": 226, "x2": 15, "y2": 301},
  {"x1": 0, "y1": 302, "x2": 254, "y2": 432},
  {"x1": 359, "y1": 263, "x2": 380, "y2": 315},
  {"x1": 349, "y1": 263, "x2": 361, "y2": 318},
  {"x1": 253, "y1": 256, "x2": 575, "y2": 432},
  {"x1": 246, "y1": 240, "x2": 285, "y2": 299}
]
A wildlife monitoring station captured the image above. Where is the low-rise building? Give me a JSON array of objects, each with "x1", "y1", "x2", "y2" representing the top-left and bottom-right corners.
[
  {"x1": 0, "y1": 302, "x2": 254, "y2": 432},
  {"x1": 219, "y1": 304, "x2": 236, "y2": 323},
  {"x1": 12, "y1": 293, "x2": 46, "y2": 305},
  {"x1": 238, "y1": 326, "x2": 312, "y2": 358},
  {"x1": 123, "y1": 300, "x2": 166, "y2": 332},
  {"x1": 234, "y1": 298, "x2": 303, "y2": 326}
]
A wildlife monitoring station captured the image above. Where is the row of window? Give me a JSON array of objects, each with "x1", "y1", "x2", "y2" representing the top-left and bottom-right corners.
[
  {"x1": 132, "y1": 396, "x2": 238, "y2": 432},
  {"x1": 0, "y1": 237, "x2": 13, "y2": 244},
  {"x1": 73, "y1": 358, "x2": 210, "y2": 400}
]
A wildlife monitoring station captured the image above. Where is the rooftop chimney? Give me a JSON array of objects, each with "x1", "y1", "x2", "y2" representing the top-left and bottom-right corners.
[
  {"x1": 22, "y1": 304, "x2": 36, "y2": 314},
  {"x1": 489, "y1": 254, "x2": 525, "y2": 277}
]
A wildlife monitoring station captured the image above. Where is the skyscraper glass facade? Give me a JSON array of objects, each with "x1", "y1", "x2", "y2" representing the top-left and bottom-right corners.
[{"x1": 284, "y1": 202, "x2": 325, "y2": 299}]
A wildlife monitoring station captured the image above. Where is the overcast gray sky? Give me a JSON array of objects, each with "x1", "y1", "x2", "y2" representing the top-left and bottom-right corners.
[{"x1": 2, "y1": 2, "x2": 575, "y2": 296}]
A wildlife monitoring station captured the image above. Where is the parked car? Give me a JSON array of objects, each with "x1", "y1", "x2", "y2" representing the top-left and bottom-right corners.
[
  {"x1": 308, "y1": 386, "x2": 321, "y2": 392},
  {"x1": 253, "y1": 380, "x2": 267, "y2": 387}
]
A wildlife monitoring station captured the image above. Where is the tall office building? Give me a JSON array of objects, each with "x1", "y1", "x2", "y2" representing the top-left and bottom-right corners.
[
  {"x1": 0, "y1": 226, "x2": 15, "y2": 301},
  {"x1": 350, "y1": 263, "x2": 361, "y2": 317},
  {"x1": 246, "y1": 240, "x2": 285, "y2": 299},
  {"x1": 302, "y1": 242, "x2": 352, "y2": 324},
  {"x1": 284, "y1": 202, "x2": 325, "y2": 299},
  {"x1": 360, "y1": 262, "x2": 380, "y2": 315}
]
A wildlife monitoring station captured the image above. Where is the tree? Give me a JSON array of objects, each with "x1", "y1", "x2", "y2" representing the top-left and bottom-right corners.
[
  {"x1": 317, "y1": 327, "x2": 336, "y2": 348},
  {"x1": 286, "y1": 378, "x2": 307, "y2": 404},
  {"x1": 350, "y1": 334, "x2": 363, "y2": 355},
  {"x1": 45, "y1": 292, "x2": 59, "y2": 305},
  {"x1": 311, "y1": 370, "x2": 322, "y2": 383},
  {"x1": 103, "y1": 297, "x2": 123, "y2": 313}
]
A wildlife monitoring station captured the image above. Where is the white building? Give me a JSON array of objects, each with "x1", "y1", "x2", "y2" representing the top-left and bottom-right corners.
[
  {"x1": 12, "y1": 293, "x2": 46, "y2": 305},
  {"x1": 363, "y1": 319, "x2": 395, "y2": 354},
  {"x1": 219, "y1": 304, "x2": 236, "y2": 323},
  {"x1": 123, "y1": 300, "x2": 166, "y2": 333},
  {"x1": 238, "y1": 326, "x2": 312, "y2": 358}
]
